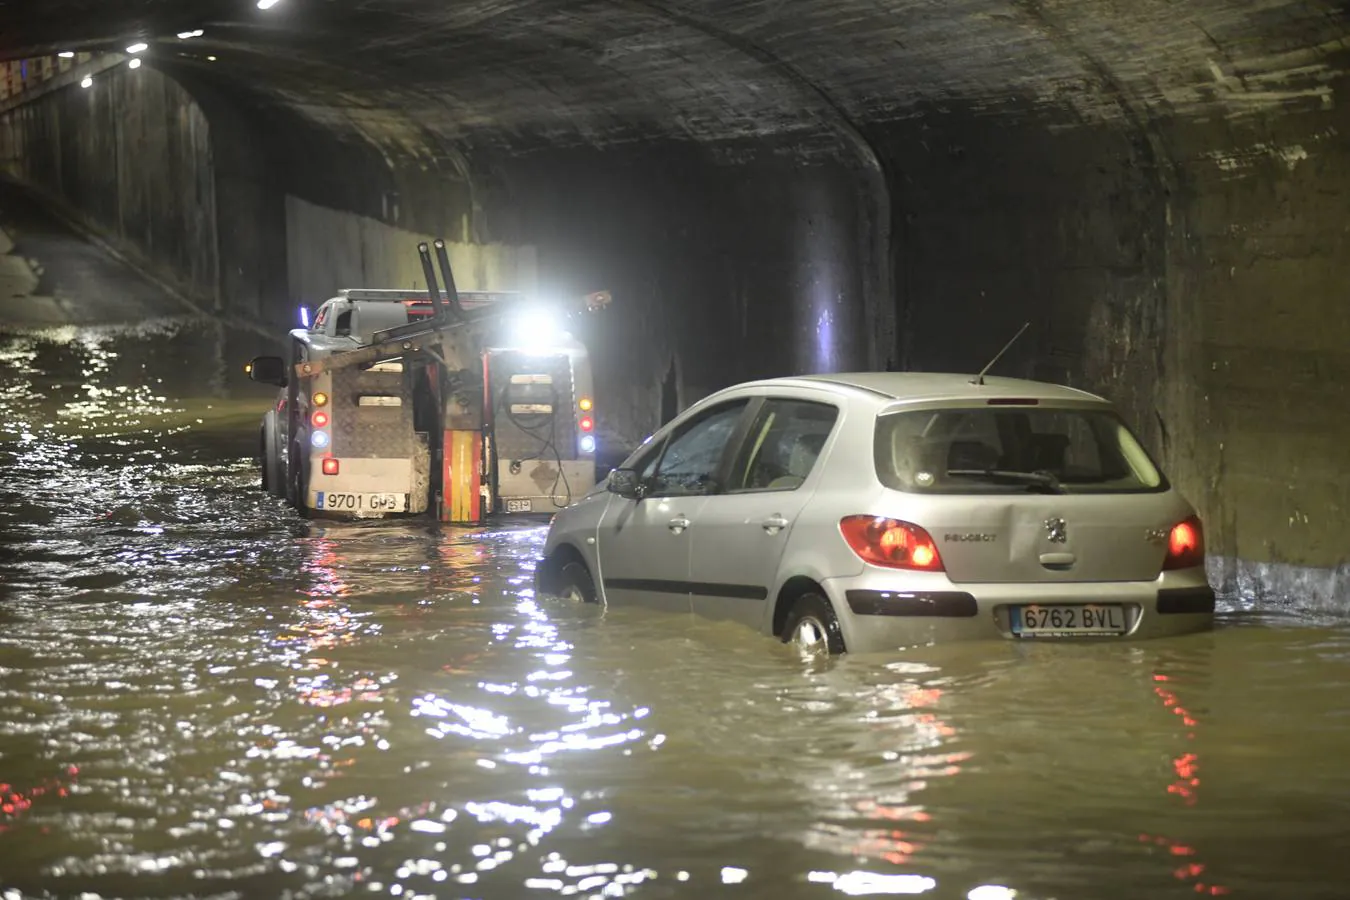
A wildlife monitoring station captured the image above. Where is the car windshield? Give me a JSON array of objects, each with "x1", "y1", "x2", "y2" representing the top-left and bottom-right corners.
[{"x1": 874, "y1": 405, "x2": 1166, "y2": 494}]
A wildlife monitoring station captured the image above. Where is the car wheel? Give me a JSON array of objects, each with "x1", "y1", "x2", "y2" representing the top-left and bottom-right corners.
[
  {"x1": 557, "y1": 560, "x2": 597, "y2": 604},
  {"x1": 782, "y1": 592, "x2": 846, "y2": 656}
]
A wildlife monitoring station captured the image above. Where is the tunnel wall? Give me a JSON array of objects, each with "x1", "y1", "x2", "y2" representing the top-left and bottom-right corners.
[
  {"x1": 271, "y1": 135, "x2": 873, "y2": 449},
  {"x1": 284, "y1": 195, "x2": 538, "y2": 307},
  {"x1": 0, "y1": 65, "x2": 218, "y2": 309},
  {"x1": 2, "y1": 55, "x2": 1345, "y2": 585},
  {"x1": 475, "y1": 145, "x2": 872, "y2": 447},
  {"x1": 880, "y1": 87, "x2": 1350, "y2": 583}
]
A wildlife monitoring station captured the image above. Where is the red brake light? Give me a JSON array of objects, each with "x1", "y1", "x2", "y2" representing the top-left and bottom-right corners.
[
  {"x1": 839, "y1": 516, "x2": 944, "y2": 571},
  {"x1": 312, "y1": 411, "x2": 329, "y2": 428},
  {"x1": 322, "y1": 458, "x2": 339, "y2": 476},
  {"x1": 579, "y1": 416, "x2": 594, "y2": 432},
  {"x1": 1163, "y1": 515, "x2": 1205, "y2": 569}
]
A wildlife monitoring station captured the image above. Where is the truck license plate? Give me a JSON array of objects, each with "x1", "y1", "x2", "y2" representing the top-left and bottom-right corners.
[
  {"x1": 1011, "y1": 604, "x2": 1126, "y2": 636},
  {"x1": 317, "y1": 492, "x2": 407, "y2": 513},
  {"x1": 504, "y1": 499, "x2": 532, "y2": 513}
]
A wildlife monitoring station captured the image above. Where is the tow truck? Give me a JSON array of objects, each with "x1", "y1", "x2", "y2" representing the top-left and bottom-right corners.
[{"x1": 246, "y1": 238, "x2": 609, "y2": 523}]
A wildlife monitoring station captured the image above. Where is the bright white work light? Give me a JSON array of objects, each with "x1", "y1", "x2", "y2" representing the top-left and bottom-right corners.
[{"x1": 505, "y1": 308, "x2": 563, "y2": 352}]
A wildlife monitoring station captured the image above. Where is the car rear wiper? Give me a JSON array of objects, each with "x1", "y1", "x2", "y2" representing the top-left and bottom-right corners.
[{"x1": 946, "y1": 469, "x2": 1064, "y2": 493}]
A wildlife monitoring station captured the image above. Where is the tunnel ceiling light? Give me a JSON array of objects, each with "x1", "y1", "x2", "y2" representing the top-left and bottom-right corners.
[
  {"x1": 177, "y1": 29, "x2": 204, "y2": 39},
  {"x1": 80, "y1": 75, "x2": 93, "y2": 89},
  {"x1": 58, "y1": 51, "x2": 75, "y2": 58},
  {"x1": 257, "y1": 0, "x2": 282, "y2": 9},
  {"x1": 128, "y1": 58, "x2": 142, "y2": 69},
  {"x1": 207, "y1": 56, "x2": 218, "y2": 61},
  {"x1": 126, "y1": 42, "x2": 148, "y2": 54}
]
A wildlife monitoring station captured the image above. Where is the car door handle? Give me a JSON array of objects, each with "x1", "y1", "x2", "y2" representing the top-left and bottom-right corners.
[
  {"x1": 762, "y1": 514, "x2": 790, "y2": 533},
  {"x1": 1039, "y1": 551, "x2": 1076, "y2": 569},
  {"x1": 668, "y1": 515, "x2": 690, "y2": 533}
]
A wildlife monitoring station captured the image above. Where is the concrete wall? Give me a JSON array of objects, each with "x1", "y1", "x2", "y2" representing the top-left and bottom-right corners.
[
  {"x1": 284, "y1": 195, "x2": 538, "y2": 305},
  {"x1": 0, "y1": 64, "x2": 218, "y2": 309},
  {"x1": 477, "y1": 145, "x2": 872, "y2": 448},
  {"x1": 879, "y1": 87, "x2": 1350, "y2": 583}
]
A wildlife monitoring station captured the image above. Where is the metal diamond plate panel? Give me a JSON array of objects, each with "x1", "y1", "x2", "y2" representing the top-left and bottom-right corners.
[
  {"x1": 490, "y1": 352, "x2": 579, "y2": 463},
  {"x1": 331, "y1": 365, "x2": 417, "y2": 458}
]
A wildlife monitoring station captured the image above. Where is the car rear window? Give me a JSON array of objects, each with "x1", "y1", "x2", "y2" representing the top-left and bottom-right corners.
[{"x1": 874, "y1": 406, "x2": 1166, "y2": 494}]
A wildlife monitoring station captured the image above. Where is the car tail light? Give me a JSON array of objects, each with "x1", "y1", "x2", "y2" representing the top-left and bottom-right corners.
[
  {"x1": 322, "y1": 458, "x2": 339, "y2": 476},
  {"x1": 579, "y1": 416, "x2": 594, "y2": 432},
  {"x1": 312, "y1": 411, "x2": 329, "y2": 427},
  {"x1": 839, "y1": 516, "x2": 944, "y2": 571},
  {"x1": 1162, "y1": 515, "x2": 1205, "y2": 570}
]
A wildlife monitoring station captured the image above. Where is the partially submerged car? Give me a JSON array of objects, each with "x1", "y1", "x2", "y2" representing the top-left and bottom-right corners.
[{"x1": 536, "y1": 372, "x2": 1214, "y2": 654}]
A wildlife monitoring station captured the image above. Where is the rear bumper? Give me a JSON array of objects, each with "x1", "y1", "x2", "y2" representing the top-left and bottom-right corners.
[{"x1": 823, "y1": 570, "x2": 1215, "y2": 653}]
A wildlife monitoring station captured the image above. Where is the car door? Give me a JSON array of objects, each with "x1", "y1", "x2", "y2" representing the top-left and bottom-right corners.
[
  {"x1": 688, "y1": 396, "x2": 841, "y2": 629},
  {"x1": 596, "y1": 399, "x2": 751, "y2": 615}
]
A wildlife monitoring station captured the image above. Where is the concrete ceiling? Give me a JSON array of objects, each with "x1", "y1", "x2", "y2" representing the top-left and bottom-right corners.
[{"x1": 3, "y1": 0, "x2": 1348, "y2": 151}]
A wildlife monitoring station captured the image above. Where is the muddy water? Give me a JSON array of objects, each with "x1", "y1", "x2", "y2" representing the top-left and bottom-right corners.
[{"x1": 2, "y1": 316, "x2": 1350, "y2": 900}]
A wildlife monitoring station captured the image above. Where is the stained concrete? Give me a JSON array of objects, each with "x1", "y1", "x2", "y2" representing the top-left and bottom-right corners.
[{"x1": 0, "y1": 1, "x2": 1346, "y2": 587}]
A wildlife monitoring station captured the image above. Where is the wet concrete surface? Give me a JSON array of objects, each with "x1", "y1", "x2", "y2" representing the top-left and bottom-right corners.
[{"x1": 3, "y1": 191, "x2": 1350, "y2": 900}]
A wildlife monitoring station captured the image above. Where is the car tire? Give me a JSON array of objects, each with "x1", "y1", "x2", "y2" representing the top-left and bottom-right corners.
[
  {"x1": 557, "y1": 560, "x2": 598, "y2": 604},
  {"x1": 781, "y1": 592, "x2": 847, "y2": 655}
]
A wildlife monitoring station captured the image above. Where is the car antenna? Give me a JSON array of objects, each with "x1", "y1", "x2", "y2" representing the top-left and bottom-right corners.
[{"x1": 972, "y1": 321, "x2": 1031, "y2": 385}]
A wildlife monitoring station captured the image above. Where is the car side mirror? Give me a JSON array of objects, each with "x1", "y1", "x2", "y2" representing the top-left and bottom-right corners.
[
  {"x1": 607, "y1": 467, "x2": 645, "y2": 500},
  {"x1": 247, "y1": 355, "x2": 288, "y2": 387}
]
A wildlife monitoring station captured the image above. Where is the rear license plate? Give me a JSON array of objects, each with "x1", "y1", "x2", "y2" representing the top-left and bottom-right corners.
[
  {"x1": 504, "y1": 498, "x2": 532, "y2": 513},
  {"x1": 1011, "y1": 604, "x2": 1126, "y2": 636},
  {"x1": 316, "y1": 492, "x2": 407, "y2": 513}
]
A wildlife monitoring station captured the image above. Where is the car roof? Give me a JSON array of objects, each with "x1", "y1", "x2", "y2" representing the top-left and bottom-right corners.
[{"x1": 735, "y1": 372, "x2": 1108, "y2": 404}]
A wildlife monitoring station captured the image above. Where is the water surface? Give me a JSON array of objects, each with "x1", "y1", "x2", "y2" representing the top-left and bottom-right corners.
[{"x1": 2, "y1": 316, "x2": 1349, "y2": 900}]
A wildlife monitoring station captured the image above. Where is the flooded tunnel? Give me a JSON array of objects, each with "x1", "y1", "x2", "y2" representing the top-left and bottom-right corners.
[{"x1": 1, "y1": 0, "x2": 1349, "y2": 897}]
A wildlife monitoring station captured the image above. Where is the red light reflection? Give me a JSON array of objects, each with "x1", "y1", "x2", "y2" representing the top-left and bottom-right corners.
[
  {"x1": 845, "y1": 687, "x2": 963, "y2": 866},
  {"x1": 1142, "y1": 673, "x2": 1229, "y2": 895},
  {"x1": 0, "y1": 766, "x2": 79, "y2": 833}
]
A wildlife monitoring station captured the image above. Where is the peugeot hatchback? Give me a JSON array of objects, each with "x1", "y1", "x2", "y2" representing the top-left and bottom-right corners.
[{"x1": 535, "y1": 373, "x2": 1214, "y2": 654}]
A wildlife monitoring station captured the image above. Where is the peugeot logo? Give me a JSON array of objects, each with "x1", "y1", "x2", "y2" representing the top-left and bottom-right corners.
[{"x1": 1044, "y1": 516, "x2": 1067, "y2": 543}]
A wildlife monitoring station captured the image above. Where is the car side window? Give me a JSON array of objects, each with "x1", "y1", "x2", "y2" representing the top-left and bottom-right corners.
[
  {"x1": 646, "y1": 401, "x2": 749, "y2": 496},
  {"x1": 729, "y1": 399, "x2": 839, "y2": 492}
]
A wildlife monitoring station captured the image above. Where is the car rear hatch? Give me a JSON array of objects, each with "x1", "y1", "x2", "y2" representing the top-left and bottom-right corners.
[{"x1": 874, "y1": 400, "x2": 1183, "y2": 584}]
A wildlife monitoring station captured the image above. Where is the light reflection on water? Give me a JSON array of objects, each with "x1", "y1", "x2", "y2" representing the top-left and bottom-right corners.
[{"x1": 2, "y1": 321, "x2": 1350, "y2": 899}]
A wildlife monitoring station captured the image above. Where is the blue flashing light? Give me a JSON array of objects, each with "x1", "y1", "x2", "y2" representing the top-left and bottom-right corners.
[
  {"x1": 310, "y1": 430, "x2": 330, "y2": 449},
  {"x1": 299, "y1": 305, "x2": 310, "y2": 328},
  {"x1": 579, "y1": 434, "x2": 596, "y2": 454}
]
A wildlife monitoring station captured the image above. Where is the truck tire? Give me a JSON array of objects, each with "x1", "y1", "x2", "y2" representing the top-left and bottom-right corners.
[
  {"x1": 262, "y1": 410, "x2": 283, "y2": 498},
  {"x1": 288, "y1": 441, "x2": 308, "y2": 515}
]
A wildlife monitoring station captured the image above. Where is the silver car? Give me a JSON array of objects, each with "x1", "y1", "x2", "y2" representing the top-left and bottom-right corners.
[{"x1": 535, "y1": 373, "x2": 1214, "y2": 654}]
